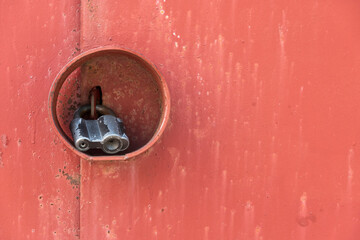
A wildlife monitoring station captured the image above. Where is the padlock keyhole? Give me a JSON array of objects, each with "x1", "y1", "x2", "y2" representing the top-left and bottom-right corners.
[{"x1": 103, "y1": 138, "x2": 121, "y2": 152}]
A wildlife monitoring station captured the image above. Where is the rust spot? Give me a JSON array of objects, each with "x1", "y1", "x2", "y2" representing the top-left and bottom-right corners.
[{"x1": 61, "y1": 169, "x2": 80, "y2": 186}]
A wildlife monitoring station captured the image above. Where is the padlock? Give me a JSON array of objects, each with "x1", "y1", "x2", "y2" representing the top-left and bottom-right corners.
[{"x1": 70, "y1": 104, "x2": 130, "y2": 154}]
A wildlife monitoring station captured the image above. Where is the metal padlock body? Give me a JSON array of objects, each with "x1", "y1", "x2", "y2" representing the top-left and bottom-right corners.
[{"x1": 70, "y1": 105, "x2": 129, "y2": 154}]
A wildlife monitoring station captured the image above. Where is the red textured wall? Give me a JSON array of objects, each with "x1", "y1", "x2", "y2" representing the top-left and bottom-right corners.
[{"x1": 2, "y1": 0, "x2": 360, "y2": 239}]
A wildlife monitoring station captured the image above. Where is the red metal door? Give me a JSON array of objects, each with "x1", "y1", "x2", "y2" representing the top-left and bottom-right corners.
[
  {"x1": 0, "y1": 1, "x2": 81, "y2": 239},
  {"x1": 2, "y1": 1, "x2": 360, "y2": 240}
]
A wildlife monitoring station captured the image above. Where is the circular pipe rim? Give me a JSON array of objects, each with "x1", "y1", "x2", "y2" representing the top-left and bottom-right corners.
[{"x1": 48, "y1": 46, "x2": 170, "y2": 161}]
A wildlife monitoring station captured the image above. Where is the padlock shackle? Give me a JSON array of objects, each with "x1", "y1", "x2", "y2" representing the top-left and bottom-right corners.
[{"x1": 74, "y1": 104, "x2": 116, "y2": 119}]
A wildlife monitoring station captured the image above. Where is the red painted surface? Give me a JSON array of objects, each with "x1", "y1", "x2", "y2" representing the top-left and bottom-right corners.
[
  {"x1": 0, "y1": 1, "x2": 81, "y2": 239},
  {"x1": 2, "y1": 0, "x2": 360, "y2": 240}
]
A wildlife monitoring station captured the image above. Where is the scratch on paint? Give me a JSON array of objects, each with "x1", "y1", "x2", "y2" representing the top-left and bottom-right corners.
[
  {"x1": 297, "y1": 192, "x2": 316, "y2": 229},
  {"x1": 0, "y1": 150, "x2": 3, "y2": 167},
  {"x1": 347, "y1": 148, "x2": 354, "y2": 198}
]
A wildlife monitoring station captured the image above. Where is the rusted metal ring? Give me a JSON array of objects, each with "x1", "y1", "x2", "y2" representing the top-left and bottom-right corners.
[{"x1": 48, "y1": 46, "x2": 170, "y2": 161}]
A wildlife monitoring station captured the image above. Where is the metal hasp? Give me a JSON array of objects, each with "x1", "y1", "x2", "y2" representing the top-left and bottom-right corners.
[{"x1": 70, "y1": 104, "x2": 129, "y2": 154}]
